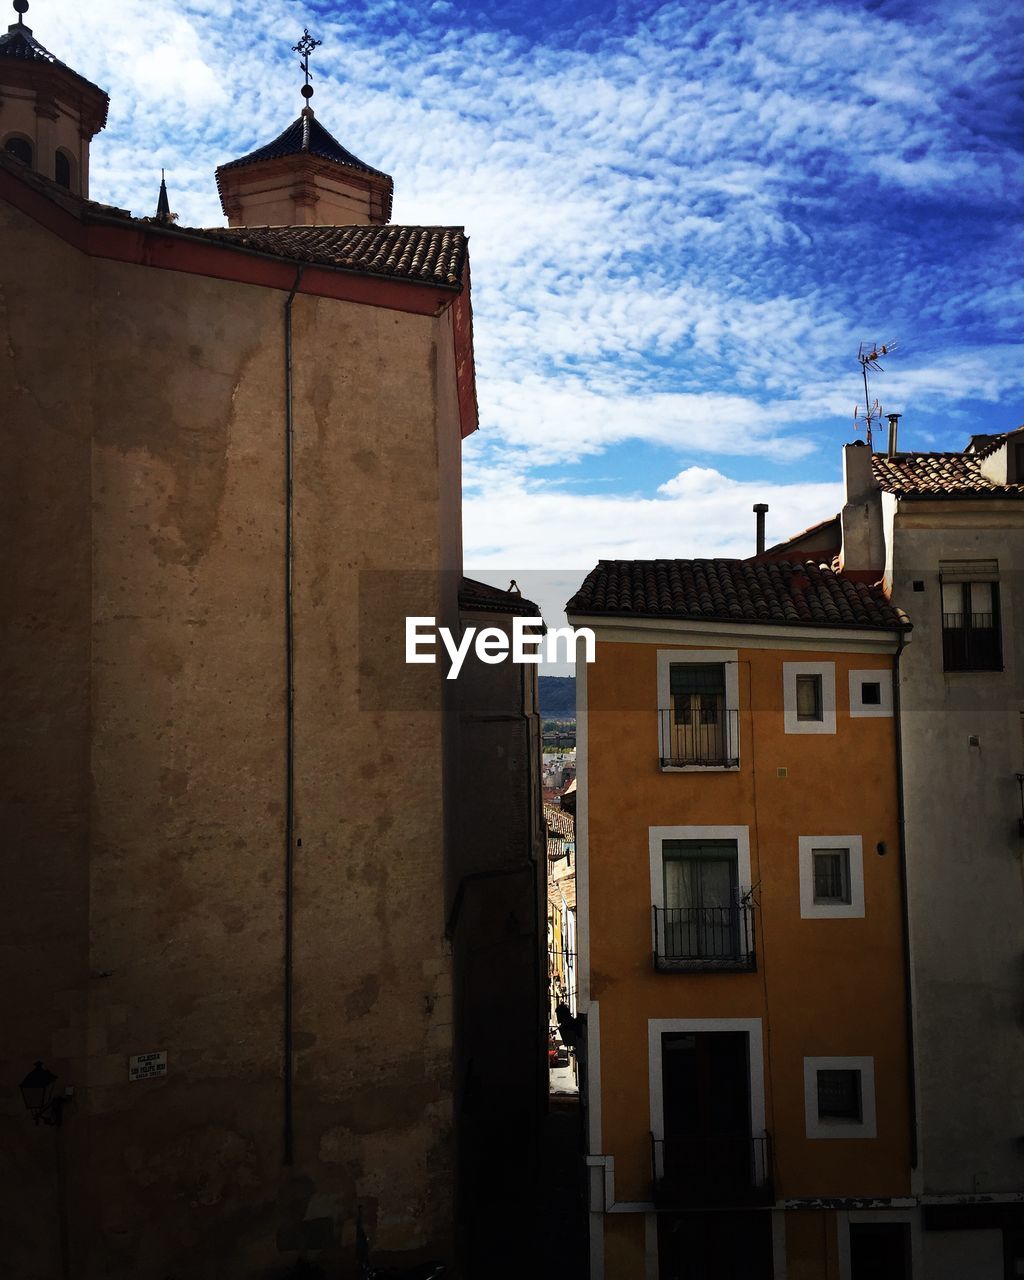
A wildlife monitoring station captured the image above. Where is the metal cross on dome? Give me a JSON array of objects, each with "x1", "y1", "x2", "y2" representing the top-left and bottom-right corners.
[{"x1": 292, "y1": 27, "x2": 322, "y2": 103}]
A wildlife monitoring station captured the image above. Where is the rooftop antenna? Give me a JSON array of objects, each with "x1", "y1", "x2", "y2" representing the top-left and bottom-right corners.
[
  {"x1": 292, "y1": 27, "x2": 321, "y2": 109},
  {"x1": 854, "y1": 341, "x2": 897, "y2": 449}
]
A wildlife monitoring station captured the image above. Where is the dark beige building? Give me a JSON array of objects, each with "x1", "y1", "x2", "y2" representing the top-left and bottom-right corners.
[{"x1": 2, "y1": 12, "x2": 543, "y2": 1278}]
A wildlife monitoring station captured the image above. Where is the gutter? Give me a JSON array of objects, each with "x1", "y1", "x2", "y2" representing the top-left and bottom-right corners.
[
  {"x1": 282, "y1": 264, "x2": 304, "y2": 1166},
  {"x1": 893, "y1": 630, "x2": 919, "y2": 1170}
]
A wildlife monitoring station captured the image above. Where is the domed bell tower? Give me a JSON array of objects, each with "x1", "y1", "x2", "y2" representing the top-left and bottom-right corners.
[{"x1": 0, "y1": 0, "x2": 109, "y2": 196}]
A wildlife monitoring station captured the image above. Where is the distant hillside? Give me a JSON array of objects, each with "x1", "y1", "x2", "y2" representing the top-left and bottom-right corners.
[{"x1": 539, "y1": 675, "x2": 576, "y2": 720}]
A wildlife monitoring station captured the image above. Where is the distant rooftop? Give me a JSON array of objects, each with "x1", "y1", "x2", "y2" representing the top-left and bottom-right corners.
[
  {"x1": 567, "y1": 559, "x2": 909, "y2": 631},
  {"x1": 872, "y1": 435, "x2": 1024, "y2": 499}
]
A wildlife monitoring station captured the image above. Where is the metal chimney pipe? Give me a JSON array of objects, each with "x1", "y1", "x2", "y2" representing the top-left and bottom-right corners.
[
  {"x1": 753, "y1": 503, "x2": 769, "y2": 555},
  {"x1": 887, "y1": 413, "x2": 902, "y2": 458}
]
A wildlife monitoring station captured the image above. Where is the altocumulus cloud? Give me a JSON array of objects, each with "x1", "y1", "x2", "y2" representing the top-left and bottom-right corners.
[{"x1": 38, "y1": 0, "x2": 1024, "y2": 580}]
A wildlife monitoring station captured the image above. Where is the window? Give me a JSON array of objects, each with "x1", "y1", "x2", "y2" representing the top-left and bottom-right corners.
[
  {"x1": 941, "y1": 567, "x2": 1002, "y2": 671},
  {"x1": 657, "y1": 649, "x2": 739, "y2": 768},
  {"x1": 798, "y1": 835, "x2": 864, "y2": 917},
  {"x1": 817, "y1": 1068, "x2": 861, "y2": 1120},
  {"x1": 650, "y1": 826, "x2": 753, "y2": 971},
  {"x1": 783, "y1": 661, "x2": 836, "y2": 734},
  {"x1": 54, "y1": 150, "x2": 71, "y2": 189},
  {"x1": 849, "y1": 669, "x2": 893, "y2": 718},
  {"x1": 804, "y1": 1055, "x2": 876, "y2": 1138},
  {"x1": 795, "y1": 673, "x2": 823, "y2": 721},
  {"x1": 812, "y1": 848, "x2": 851, "y2": 904},
  {"x1": 4, "y1": 136, "x2": 32, "y2": 166}
]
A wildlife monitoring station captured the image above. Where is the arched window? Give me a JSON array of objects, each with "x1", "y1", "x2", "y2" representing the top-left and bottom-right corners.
[
  {"x1": 54, "y1": 150, "x2": 72, "y2": 189},
  {"x1": 4, "y1": 136, "x2": 32, "y2": 166}
]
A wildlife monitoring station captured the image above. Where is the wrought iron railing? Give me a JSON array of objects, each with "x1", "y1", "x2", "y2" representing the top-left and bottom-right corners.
[
  {"x1": 659, "y1": 707, "x2": 739, "y2": 767},
  {"x1": 653, "y1": 904, "x2": 755, "y2": 972},
  {"x1": 650, "y1": 1133, "x2": 773, "y2": 1207}
]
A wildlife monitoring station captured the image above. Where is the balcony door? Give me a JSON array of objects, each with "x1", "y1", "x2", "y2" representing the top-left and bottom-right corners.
[
  {"x1": 663, "y1": 840, "x2": 738, "y2": 962},
  {"x1": 661, "y1": 1030, "x2": 751, "y2": 1188},
  {"x1": 670, "y1": 663, "x2": 725, "y2": 763}
]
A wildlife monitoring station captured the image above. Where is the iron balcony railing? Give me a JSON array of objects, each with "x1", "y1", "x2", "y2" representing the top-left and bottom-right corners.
[
  {"x1": 653, "y1": 904, "x2": 756, "y2": 972},
  {"x1": 659, "y1": 707, "x2": 739, "y2": 768},
  {"x1": 650, "y1": 1133, "x2": 774, "y2": 1208}
]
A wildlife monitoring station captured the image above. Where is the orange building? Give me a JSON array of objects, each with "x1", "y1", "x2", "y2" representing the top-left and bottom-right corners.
[{"x1": 567, "y1": 558, "x2": 916, "y2": 1280}]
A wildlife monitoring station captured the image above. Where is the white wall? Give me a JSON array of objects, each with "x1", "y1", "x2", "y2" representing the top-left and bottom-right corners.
[{"x1": 892, "y1": 513, "x2": 1024, "y2": 1194}]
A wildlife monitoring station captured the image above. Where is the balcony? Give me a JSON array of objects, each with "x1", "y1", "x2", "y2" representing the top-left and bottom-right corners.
[
  {"x1": 659, "y1": 707, "x2": 739, "y2": 768},
  {"x1": 653, "y1": 905, "x2": 756, "y2": 972},
  {"x1": 650, "y1": 1133, "x2": 774, "y2": 1208}
]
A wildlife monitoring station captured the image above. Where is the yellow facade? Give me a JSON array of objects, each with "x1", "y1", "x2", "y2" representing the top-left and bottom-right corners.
[{"x1": 579, "y1": 629, "x2": 913, "y2": 1279}]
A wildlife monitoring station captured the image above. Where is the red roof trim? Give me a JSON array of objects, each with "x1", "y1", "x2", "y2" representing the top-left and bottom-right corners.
[{"x1": 0, "y1": 163, "x2": 456, "y2": 318}]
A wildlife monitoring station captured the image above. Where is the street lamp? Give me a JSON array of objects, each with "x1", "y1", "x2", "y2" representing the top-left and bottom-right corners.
[{"x1": 19, "y1": 1061, "x2": 67, "y2": 1126}]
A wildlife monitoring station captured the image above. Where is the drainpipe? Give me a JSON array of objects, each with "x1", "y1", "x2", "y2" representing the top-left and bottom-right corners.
[
  {"x1": 892, "y1": 629, "x2": 919, "y2": 1169},
  {"x1": 283, "y1": 265, "x2": 304, "y2": 1166}
]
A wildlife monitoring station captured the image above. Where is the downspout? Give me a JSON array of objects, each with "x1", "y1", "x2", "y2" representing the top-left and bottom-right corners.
[
  {"x1": 893, "y1": 629, "x2": 919, "y2": 1169},
  {"x1": 283, "y1": 265, "x2": 304, "y2": 1166}
]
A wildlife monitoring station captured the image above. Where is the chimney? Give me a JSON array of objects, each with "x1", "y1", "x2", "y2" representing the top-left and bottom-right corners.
[
  {"x1": 887, "y1": 413, "x2": 901, "y2": 458},
  {"x1": 753, "y1": 503, "x2": 769, "y2": 555}
]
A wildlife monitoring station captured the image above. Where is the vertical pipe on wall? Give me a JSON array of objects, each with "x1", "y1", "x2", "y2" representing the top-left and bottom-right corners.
[
  {"x1": 283, "y1": 265, "x2": 305, "y2": 1166},
  {"x1": 892, "y1": 632, "x2": 919, "y2": 1169}
]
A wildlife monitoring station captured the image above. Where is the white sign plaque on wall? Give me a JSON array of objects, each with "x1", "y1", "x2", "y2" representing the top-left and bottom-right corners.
[{"x1": 128, "y1": 1051, "x2": 167, "y2": 1082}]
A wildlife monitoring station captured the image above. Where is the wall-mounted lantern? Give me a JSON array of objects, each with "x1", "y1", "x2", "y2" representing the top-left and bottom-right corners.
[{"x1": 19, "y1": 1061, "x2": 68, "y2": 1126}]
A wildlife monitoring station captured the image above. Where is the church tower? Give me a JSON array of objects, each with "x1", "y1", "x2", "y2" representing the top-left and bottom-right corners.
[
  {"x1": 215, "y1": 29, "x2": 393, "y2": 228},
  {"x1": 0, "y1": 0, "x2": 108, "y2": 196}
]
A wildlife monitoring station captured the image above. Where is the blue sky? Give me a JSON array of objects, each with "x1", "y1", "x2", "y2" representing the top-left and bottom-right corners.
[{"x1": 37, "y1": 0, "x2": 1024, "y2": 634}]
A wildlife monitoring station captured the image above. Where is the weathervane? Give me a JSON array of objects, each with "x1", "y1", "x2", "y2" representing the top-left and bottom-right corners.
[
  {"x1": 853, "y1": 340, "x2": 897, "y2": 449},
  {"x1": 292, "y1": 27, "x2": 321, "y2": 104}
]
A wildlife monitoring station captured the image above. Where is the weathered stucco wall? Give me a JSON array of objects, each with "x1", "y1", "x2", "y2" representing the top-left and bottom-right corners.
[
  {"x1": 2, "y1": 195, "x2": 463, "y2": 1277},
  {"x1": 891, "y1": 513, "x2": 1024, "y2": 1196}
]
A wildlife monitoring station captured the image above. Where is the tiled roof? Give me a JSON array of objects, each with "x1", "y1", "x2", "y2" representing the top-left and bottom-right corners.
[
  {"x1": 460, "y1": 576, "x2": 541, "y2": 616},
  {"x1": 0, "y1": 19, "x2": 109, "y2": 121},
  {"x1": 567, "y1": 559, "x2": 909, "y2": 631},
  {"x1": 544, "y1": 803, "x2": 575, "y2": 839},
  {"x1": 167, "y1": 224, "x2": 467, "y2": 287},
  {"x1": 0, "y1": 22, "x2": 105, "y2": 94},
  {"x1": 218, "y1": 111, "x2": 390, "y2": 180},
  {"x1": 0, "y1": 149, "x2": 468, "y2": 290},
  {"x1": 871, "y1": 452, "x2": 1024, "y2": 498}
]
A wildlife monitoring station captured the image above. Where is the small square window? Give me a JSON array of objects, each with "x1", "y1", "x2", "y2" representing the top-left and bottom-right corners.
[
  {"x1": 795, "y1": 674, "x2": 823, "y2": 721},
  {"x1": 860, "y1": 681, "x2": 881, "y2": 706},
  {"x1": 812, "y1": 849, "x2": 851, "y2": 904},
  {"x1": 817, "y1": 1068, "x2": 862, "y2": 1122}
]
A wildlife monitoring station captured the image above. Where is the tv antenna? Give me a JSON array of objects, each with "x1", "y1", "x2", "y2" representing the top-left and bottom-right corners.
[{"x1": 854, "y1": 341, "x2": 897, "y2": 448}]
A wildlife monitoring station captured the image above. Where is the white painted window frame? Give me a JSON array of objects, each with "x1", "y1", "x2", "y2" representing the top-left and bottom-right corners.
[
  {"x1": 649, "y1": 1017, "x2": 767, "y2": 1180},
  {"x1": 649, "y1": 825, "x2": 752, "y2": 912},
  {"x1": 798, "y1": 835, "x2": 864, "y2": 919},
  {"x1": 837, "y1": 1208, "x2": 920, "y2": 1280},
  {"x1": 656, "y1": 648, "x2": 740, "y2": 771},
  {"x1": 783, "y1": 660, "x2": 836, "y2": 735},
  {"x1": 848, "y1": 669, "x2": 893, "y2": 718},
  {"x1": 804, "y1": 1055, "x2": 876, "y2": 1139}
]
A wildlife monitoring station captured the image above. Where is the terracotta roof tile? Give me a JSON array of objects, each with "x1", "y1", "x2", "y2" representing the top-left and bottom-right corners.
[
  {"x1": 871, "y1": 452, "x2": 1024, "y2": 498},
  {"x1": 544, "y1": 803, "x2": 575, "y2": 840},
  {"x1": 168, "y1": 223, "x2": 467, "y2": 288},
  {"x1": 567, "y1": 559, "x2": 909, "y2": 631},
  {"x1": 459, "y1": 576, "x2": 540, "y2": 616}
]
